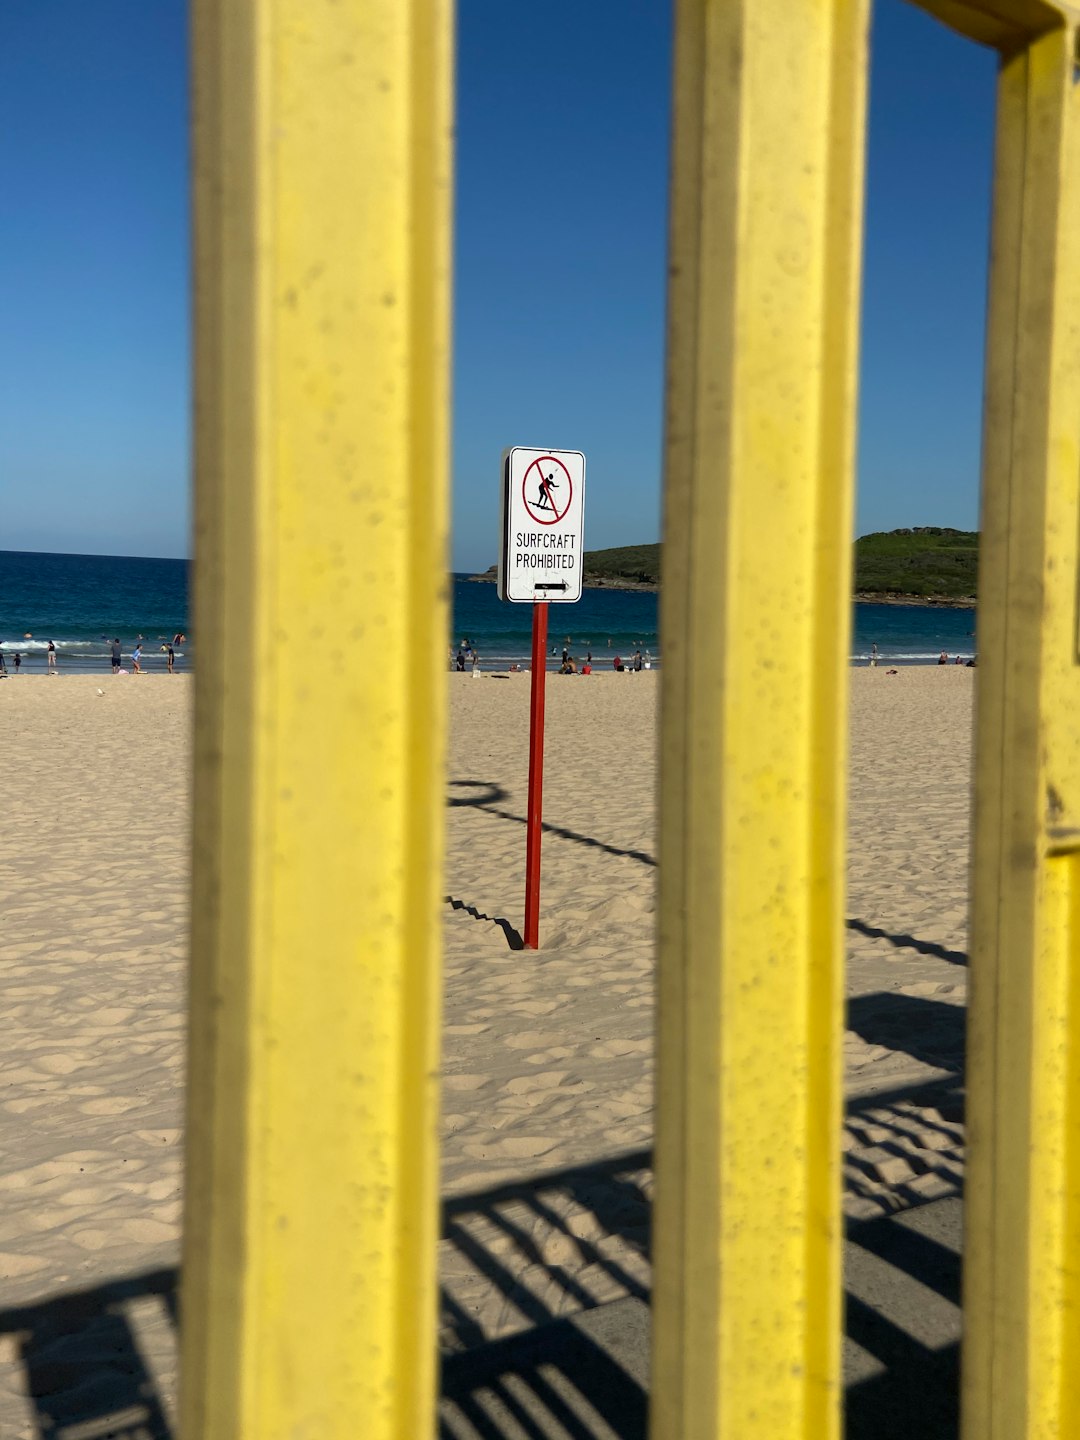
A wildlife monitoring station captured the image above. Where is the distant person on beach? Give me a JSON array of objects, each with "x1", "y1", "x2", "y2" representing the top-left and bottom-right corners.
[
  {"x1": 13, "y1": 652, "x2": 21, "y2": 673},
  {"x1": 613, "y1": 655, "x2": 624, "y2": 672},
  {"x1": 562, "y1": 647, "x2": 569, "y2": 666},
  {"x1": 132, "y1": 645, "x2": 143, "y2": 674},
  {"x1": 0, "y1": 652, "x2": 7, "y2": 678},
  {"x1": 456, "y1": 649, "x2": 466, "y2": 672},
  {"x1": 955, "y1": 653, "x2": 963, "y2": 664},
  {"x1": 166, "y1": 644, "x2": 176, "y2": 674},
  {"x1": 173, "y1": 632, "x2": 186, "y2": 646},
  {"x1": 869, "y1": 644, "x2": 878, "y2": 668},
  {"x1": 110, "y1": 639, "x2": 122, "y2": 674},
  {"x1": 633, "y1": 651, "x2": 643, "y2": 672},
  {"x1": 586, "y1": 651, "x2": 592, "y2": 664},
  {"x1": 47, "y1": 641, "x2": 57, "y2": 674},
  {"x1": 938, "y1": 651, "x2": 948, "y2": 665}
]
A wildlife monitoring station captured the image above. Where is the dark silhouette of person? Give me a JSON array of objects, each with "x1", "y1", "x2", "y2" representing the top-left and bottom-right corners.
[{"x1": 536, "y1": 469, "x2": 559, "y2": 512}]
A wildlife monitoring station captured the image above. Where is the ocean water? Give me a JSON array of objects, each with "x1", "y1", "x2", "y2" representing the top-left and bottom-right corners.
[
  {"x1": 0, "y1": 551, "x2": 977, "y2": 674},
  {"x1": 0, "y1": 550, "x2": 190, "y2": 673},
  {"x1": 450, "y1": 582, "x2": 978, "y2": 667}
]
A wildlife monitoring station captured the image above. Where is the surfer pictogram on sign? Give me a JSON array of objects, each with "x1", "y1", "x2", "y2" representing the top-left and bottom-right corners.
[{"x1": 522, "y1": 456, "x2": 573, "y2": 525}]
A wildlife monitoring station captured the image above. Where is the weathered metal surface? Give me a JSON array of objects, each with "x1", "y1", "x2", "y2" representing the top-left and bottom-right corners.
[
  {"x1": 651, "y1": 0, "x2": 870, "y2": 1434},
  {"x1": 182, "y1": 1, "x2": 452, "y2": 1435}
]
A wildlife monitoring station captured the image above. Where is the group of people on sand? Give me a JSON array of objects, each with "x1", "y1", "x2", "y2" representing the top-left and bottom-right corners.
[
  {"x1": 447, "y1": 633, "x2": 655, "y2": 675},
  {"x1": 451, "y1": 638, "x2": 480, "y2": 672},
  {"x1": 558, "y1": 648, "x2": 592, "y2": 674},
  {"x1": 866, "y1": 643, "x2": 975, "y2": 670},
  {"x1": 0, "y1": 639, "x2": 57, "y2": 676},
  {"x1": 109, "y1": 633, "x2": 185, "y2": 675},
  {"x1": 0, "y1": 632, "x2": 186, "y2": 677}
]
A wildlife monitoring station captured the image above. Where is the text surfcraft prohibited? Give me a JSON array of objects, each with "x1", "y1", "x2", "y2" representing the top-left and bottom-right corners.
[{"x1": 497, "y1": 446, "x2": 586, "y2": 603}]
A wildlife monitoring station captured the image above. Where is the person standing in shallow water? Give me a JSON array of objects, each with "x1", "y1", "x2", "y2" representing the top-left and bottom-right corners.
[
  {"x1": 47, "y1": 641, "x2": 57, "y2": 674},
  {"x1": 110, "y1": 639, "x2": 121, "y2": 674}
]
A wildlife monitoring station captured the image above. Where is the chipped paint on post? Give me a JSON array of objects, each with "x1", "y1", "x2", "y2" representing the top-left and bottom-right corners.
[
  {"x1": 651, "y1": 1, "x2": 869, "y2": 1435},
  {"x1": 182, "y1": 1, "x2": 452, "y2": 1436},
  {"x1": 956, "y1": 14, "x2": 1080, "y2": 1440}
]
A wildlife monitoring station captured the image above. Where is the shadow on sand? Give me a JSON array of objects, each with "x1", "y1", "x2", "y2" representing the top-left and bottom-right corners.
[{"x1": 0, "y1": 1062, "x2": 964, "y2": 1439}]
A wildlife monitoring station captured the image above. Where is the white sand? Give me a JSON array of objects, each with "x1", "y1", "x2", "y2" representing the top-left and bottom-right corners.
[{"x1": 0, "y1": 666, "x2": 973, "y2": 1426}]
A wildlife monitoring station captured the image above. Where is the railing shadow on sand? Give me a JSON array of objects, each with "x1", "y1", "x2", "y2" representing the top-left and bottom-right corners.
[{"x1": 0, "y1": 1064, "x2": 966, "y2": 1440}]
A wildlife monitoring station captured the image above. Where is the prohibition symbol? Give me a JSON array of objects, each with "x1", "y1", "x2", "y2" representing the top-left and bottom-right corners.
[{"x1": 522, "y1": 455, "x2": 573, "y2": 525}]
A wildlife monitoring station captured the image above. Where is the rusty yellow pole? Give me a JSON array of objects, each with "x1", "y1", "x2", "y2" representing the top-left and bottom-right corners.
[
  {"x1": 182, "y1": 2, "x2": 452, "y2": 1437},
  {"x1": 651, "y1": 1, "x2": 869, "y2": 1436},
  {"x1": 961, "y1": 18, "x2": 1080, "y2": 1440}
]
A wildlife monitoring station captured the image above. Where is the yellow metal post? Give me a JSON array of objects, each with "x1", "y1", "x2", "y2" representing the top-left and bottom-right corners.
[
  {"x1": 182, "y1": 2, "x2": 452, "y2": 1436},
  {"x1": 651, "y1": 1, "x2": 869, "y2": 1436},
  {"x1": 960, "y1": 17, "x2": 1080, "y2": 1440}
]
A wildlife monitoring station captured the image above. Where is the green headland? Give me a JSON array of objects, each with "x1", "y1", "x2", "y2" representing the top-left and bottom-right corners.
[{"x1": 472, "y1": 527, "x2": 978, "y2": 605}]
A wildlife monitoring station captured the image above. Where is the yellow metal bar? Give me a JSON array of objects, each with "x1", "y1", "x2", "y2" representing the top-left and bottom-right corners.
[
  {"x1": 651, "y1": 1, "x2": 868, "y2": 1436},
  {"x1": 963, "y1": 19, "x2": 1080, "y2": 1440},
  {"x1": 182, "y1": 2, "x2": 452, "y2": 1436},
  {"x1": 913, "y1": 0, "x2": 1064, "y2": 51}
]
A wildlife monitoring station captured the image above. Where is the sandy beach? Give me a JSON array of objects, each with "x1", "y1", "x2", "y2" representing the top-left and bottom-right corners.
[{"x1": 0, "y1": 667, "x2": 973, "y2": 1432}]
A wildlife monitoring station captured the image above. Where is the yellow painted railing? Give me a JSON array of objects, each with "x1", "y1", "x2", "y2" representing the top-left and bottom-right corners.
[
  {"x1": 182, "y1": 2, "x2": 451, "y2": 1436},
  {"x1": 181, "y1": 1, "x2": 1080, "y2": 1437},
  {"x1": 652, "y1": 0, "x2": 868, "y2": 1434}
]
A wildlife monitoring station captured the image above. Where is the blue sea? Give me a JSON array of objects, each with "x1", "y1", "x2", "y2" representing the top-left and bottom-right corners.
[{"x1": 0, "y1": 550, "x2": 978, "y2": 674}]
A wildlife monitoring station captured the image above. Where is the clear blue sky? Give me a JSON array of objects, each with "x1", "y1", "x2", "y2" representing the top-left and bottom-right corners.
[{"x1": 0, "y1": 0, "x2": 996, "y2": 569}]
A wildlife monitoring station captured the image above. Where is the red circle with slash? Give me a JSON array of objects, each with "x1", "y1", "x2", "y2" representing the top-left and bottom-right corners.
[{"x1": 522, "y1": 456, "x2": 573, "y2": 525}]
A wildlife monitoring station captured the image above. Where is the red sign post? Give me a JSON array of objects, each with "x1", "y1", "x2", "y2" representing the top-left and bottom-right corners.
[
  {"x1": 523, "y1": 602, "x2": 548, "y2": 949},
  {"x1": 498, "y1": 446, "x2": 585, "y2": 950}
]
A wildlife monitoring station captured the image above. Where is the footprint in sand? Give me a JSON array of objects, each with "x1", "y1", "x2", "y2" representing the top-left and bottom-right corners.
[
  {"x1": 80, "y1": 1097, "x2": 145, "y2": 1116},
  {"x1": 503, "y1": 1072, "x2": 595, "y2": 1099},
  {"x1": 462, "y1": 1136, "x2": 561, "y2": 1161},
  {"x1": 512, "y1": 1000, "x2": 560, "y2": 1017},
  {"x1": 5, "y1": 1097, "x2": 56, "y2": 1115},
  {"x1": 144, "y1": 1179, "x2": 181, "y2": 1201},
  {"x1": 588, "y1": 1038, "x2": 649, "y2": 1059},
  {"x1": 35, "y1": 1053, "x2": 85, "y2": 1076},
  {"x1": 443, "y1": 1074, "x2": 490, "y2": 1092},
  {"x1": 537, "y1": 1230, "x2": 584, "y2": 1266},
  {"x1": 0, "y1": 1252, "x2": 50, "y2": 1279},
  {"x1": 122, "y1": 1218, "x2": 177, "y2": 1244},
  {"x1": 503, "y1": 1032, "x2": 563, "y2": 1051},
  {"x1": 502, "y1": 1071, "x2": 568, "y2": 1095},
  {"x1": 59, "y1": 1186, "x2": 118, "y2": 1207},
  {"x1": 524, "y1": 1044, "x2": 579, "y2": 1064},
  {"x1": 70, "y1": 1229, "x2": 115, "y2": 1252}
]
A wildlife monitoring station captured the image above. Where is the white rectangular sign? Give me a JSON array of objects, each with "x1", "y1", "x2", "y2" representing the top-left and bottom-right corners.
[{"x1": 497, "y1": 446, "x2": 586, "y2": 603}]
